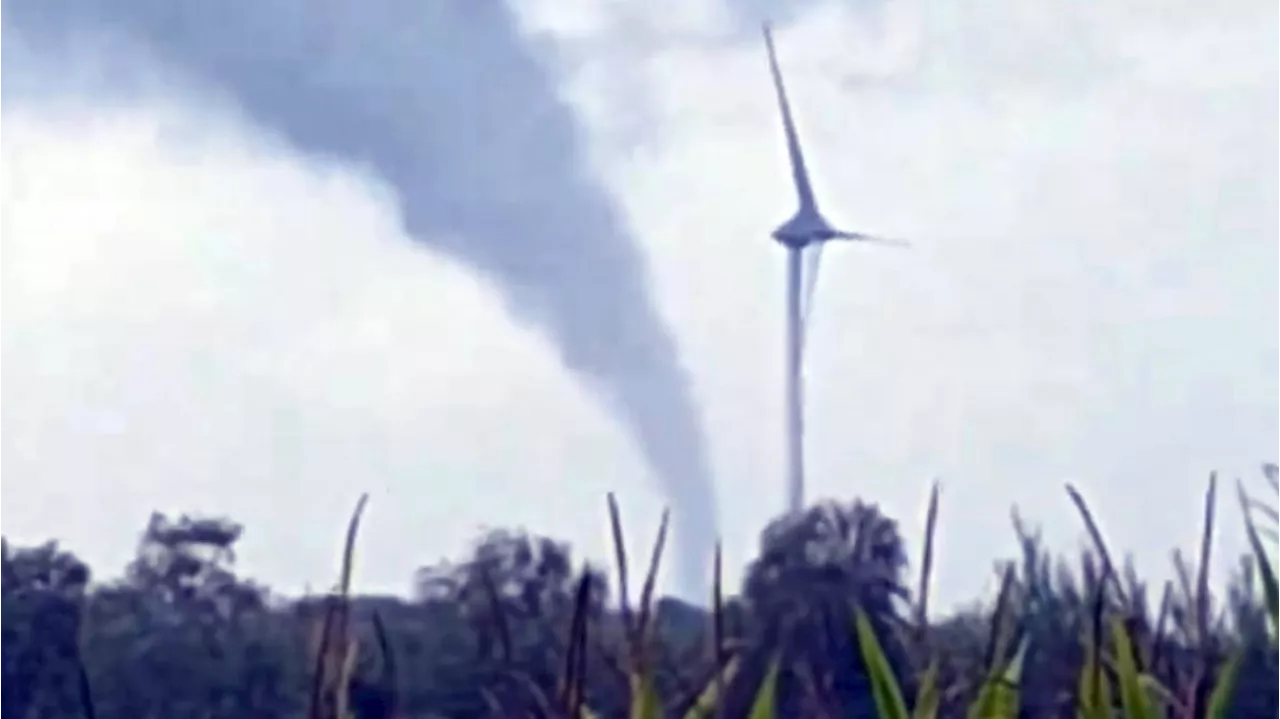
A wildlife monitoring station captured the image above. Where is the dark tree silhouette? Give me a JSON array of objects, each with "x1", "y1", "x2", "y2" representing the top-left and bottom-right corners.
[
  {"x1": 739, "y1": 500, "x2": 912, "y2": 717},
  {"x1": 1, "y1": 491, "x2": 1275, "y2": 719}
]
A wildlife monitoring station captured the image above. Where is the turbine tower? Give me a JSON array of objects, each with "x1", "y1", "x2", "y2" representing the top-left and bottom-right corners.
[{"x1": 762, "y1": 23, "x2": 906, "y2": 514}]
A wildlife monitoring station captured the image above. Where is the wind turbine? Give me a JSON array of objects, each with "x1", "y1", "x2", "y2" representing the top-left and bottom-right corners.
[{"x1": 762, "y1": 23, "x2": 907, "y2": 514}]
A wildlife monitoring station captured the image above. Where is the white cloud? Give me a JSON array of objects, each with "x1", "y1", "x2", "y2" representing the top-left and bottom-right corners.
[{"x1": 3, "y1": 0, "x2": 1276, "y2": 608}]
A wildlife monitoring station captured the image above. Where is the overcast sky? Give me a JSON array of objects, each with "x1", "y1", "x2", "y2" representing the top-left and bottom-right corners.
[{"x1": 2, "y1": 0, "x2": 1276, "y2": 610}]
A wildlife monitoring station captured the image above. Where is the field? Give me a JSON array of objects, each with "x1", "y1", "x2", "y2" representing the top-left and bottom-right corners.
[{"x1": 3, "y1": 469, "x2": 1277, "y2": 718}]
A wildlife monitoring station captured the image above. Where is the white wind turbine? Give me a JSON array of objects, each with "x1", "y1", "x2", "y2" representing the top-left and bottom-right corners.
[{"x1": 762, "y1": 22, "x2": 907, "y2": 514}]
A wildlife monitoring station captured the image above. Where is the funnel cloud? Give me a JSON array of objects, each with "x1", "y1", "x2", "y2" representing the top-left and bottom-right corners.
[{"x1": 3, "y1": 1, "x2": 720, "y2": 592}]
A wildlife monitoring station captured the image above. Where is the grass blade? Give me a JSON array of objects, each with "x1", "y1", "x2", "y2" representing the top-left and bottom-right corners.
[
  {"x1": 635, "y1": 509, "x2": 670, "y2": 665},
  {"x1": 853, "y1": 606, "x2": 910, "y2": 719},
  {"x1": 1138, "y1": 674, "x2": 1186, "y2": 716},
  {"x1": 558, "y1": 571, "x2": 595, "y2": 716},
  {"x1": 1194, "y1": 475, "x2": 1217, "y2": 649},
  {"x1": 982, "y1": 563, "x2": 1017, "y2": 673},
  {"x1": 629, "y1": 671, "x2": 663, "y2": 719},
  {"x1": 310, "y1": 494, "x2": 369, "y2": 719},
  {"x1": 1111, "y1": 616, "x2": 1158, "y2": 719},
  {"x1": 1204, "y1": 649, "x2": 1243, "y2": 719},
  {"x1": 1076, "y1": 656, "x2": 1112, "y2": 719},
  {"x1": 746, "y1": 657, "x2": 782, "y2": 719},
  {"x1": 1066, "y1": 484, "x2": 1127, "y2": 604},
  {"x1": 967, "y1": 638, "x2": 1027, "y2": 719},
  {"x1": 681, "y1": 656, "x2": 742, "y2": 719},
  {"x1": 1077, "y1": 579, "x2": 1113, "y2": 719},
  {"x1": 1238, "y1": 479, "x2": 1279, "y2": 637},
  {"x1": 914, "y1": 482, "x2": 941, "y2": 650},
  {"x1": 911, "y1": 657, "x2": 941, "y2": 719},
  {"x1": 607, "y1": 493, "x2": 635, "y2": 642},
  {"x1": 338, "y1": 494, "x2": 369, "y2": 599}
]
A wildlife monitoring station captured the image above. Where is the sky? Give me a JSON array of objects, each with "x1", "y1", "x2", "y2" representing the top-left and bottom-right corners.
[{"x1": 2, "y1": 0, "x2": 1276, "y2": 611}]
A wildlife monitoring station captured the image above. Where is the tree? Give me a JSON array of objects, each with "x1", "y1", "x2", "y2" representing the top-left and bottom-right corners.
[
  {"x1": 124, "y1": 512, "x2": 264, "y2": 619},
  {"x1": 81, "y1": 512, "x2": 294, "y2": 719},
  {"x1": 413, "y1": 528, "x2": 610, "y2": 715},
  {"x1": 2, "y1": 539, "x2": 92, "y2": 719},
  {"x1": 740, "y1": 500, "x2": 911, "y2": 716}
]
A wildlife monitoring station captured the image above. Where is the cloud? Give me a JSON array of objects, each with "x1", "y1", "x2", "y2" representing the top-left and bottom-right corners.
[{"x1": 3, "y1": 0, "x2": 1276, "y2": 606}]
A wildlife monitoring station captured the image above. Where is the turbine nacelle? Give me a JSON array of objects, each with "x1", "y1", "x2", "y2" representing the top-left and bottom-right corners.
[
  {"x1": 772, "y1": 208, "x2": 908, "y2": 249},
  {"x1": 772, "y1": 208, "x2": 840, "y2": 249}
]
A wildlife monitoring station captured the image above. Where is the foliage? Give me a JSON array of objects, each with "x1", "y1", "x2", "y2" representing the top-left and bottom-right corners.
[{"x1": 3, "y1": 468, "x2": 1277, "y2": 718}]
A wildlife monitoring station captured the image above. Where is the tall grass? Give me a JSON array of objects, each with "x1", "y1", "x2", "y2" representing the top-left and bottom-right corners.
[
  {"x1": 298, "y1": 469, "x2": 1280, "y2": 718},
  {"x1": 845, "y1": 475, "x2": 1276, "y2": 719},
  {"x1": 28, "y1": 470, "x2": 1274, "y2": 718}
]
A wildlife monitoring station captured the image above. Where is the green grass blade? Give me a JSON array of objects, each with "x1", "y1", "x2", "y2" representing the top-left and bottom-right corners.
[
  {"x1": 1110, "y1": 617, "x2": 1157, "y2": 719},
  {"x1": 911, "y1": 657, "x2": 941, "y2": 719},
  {"x1": 983, "y1": 564, "x2": 1017, "y2": 673},
  {"x1": 629, "y1": 671, "x2": 663, "y2": 719},
  {"x1": 853, "y1": 606, "x2": 910, "y2": 719},
  {"x1": 1077, "y1": 638, "x2": 1112, "y2": 717},
  {"x1": 1138, "y1": 674, "x2": 1185, "y2": 715},
  {"x1": 1239, "y1": 480, "x2": 1279, "y2": 637},
  {"x1": 1075, "y1": 568, "x2": 1114, "y2": 719},
  {"x1": 1204, "y1": 649, "x2": 1243, "y2": 719},
  {"x1": 747, "y1": 657, "x2": 782, "y2": 719},
  {"x1": 966, "y1": 638, "x2": 1027, "y2": 719},
  {"x1": 682, "y1": 656, "x2": 742, "y2": 719}
]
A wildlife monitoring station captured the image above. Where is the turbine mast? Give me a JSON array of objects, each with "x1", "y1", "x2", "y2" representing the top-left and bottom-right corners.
[{"x1": 785, "y1": 245, "x2": 806, "y2": 514}]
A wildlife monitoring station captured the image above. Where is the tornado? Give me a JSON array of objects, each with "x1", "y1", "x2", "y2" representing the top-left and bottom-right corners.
[{"x1": 4, "y1": 0, "x2": 717, "y2": 595}]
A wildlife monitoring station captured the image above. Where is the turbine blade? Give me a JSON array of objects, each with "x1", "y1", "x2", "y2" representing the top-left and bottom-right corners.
[
  {"x1": 763, "y1": 23, "x2": 818, "y2": 212},
  {"x1": 833, "y1": 230, "x2": 910, "y2": 247}
]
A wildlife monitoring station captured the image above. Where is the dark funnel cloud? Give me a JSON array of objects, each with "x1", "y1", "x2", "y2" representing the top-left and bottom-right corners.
[{"x1": 3, "y1": 0, "x2": 717, "y2": 594}]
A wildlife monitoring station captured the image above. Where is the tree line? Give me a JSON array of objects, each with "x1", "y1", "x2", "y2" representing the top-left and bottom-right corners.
[{"x1": 3, "y1": 472, "x2": 1277, "y2": 718}]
